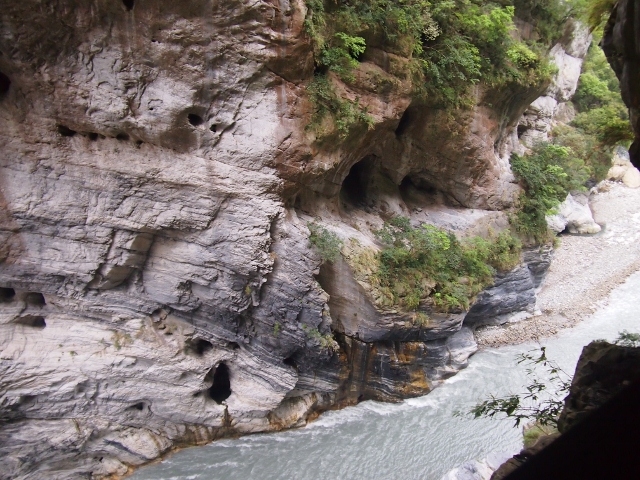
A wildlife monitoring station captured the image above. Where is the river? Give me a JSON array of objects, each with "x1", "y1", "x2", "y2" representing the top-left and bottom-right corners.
[{"x1": 130, "y1": 270, "x2": 640, "y2": 480}]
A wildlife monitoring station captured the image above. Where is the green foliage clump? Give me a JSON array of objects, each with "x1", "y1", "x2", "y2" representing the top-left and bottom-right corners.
[
  {"x1": 615, "y1": 330, "x2": 640, "y2": 347},
  {"x1": 308, "y1": 222, "x2": 343, "y2": 263},
  {"x1": 468, "y1": 347, "x2": 571, "y2": 428},
  {"x1": 510, "y1": 143, "x2": 590, "y2": 242},
  {"x1": 304, "y1": 0, "x2": 567, "y2": 117},
  {"x1": 302, "y1": 324, "x2": 340, "y2": 352},
  {"x1": 307, "y1": 75, "x2": 374, "y2": 138},
  {"x1": 374, "y1": 217, "x2": 521, "y2": 312},
  {"x1": 550, "y1": 39, "x2": 633, "y2": 182}
]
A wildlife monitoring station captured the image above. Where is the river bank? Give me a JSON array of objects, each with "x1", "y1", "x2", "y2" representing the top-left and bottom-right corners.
[{"x1": 476, "y1": 181, "x2": 640, "y2": 348}]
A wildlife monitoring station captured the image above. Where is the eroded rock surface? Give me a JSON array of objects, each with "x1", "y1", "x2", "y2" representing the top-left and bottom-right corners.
[{"x1": 0, "y1": 1, "x2": 581, "y2": 477}]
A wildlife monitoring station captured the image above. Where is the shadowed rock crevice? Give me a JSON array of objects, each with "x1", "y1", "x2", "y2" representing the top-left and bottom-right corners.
[
  {"x1": 25, "y1": 292, "x2": 45, "y2": 307},
  {"x1": 185, "y1": 338, "x2": 213, "y2": 357},
  {"x1": 15, "y1": 316, "x2": 46, "y2": 329},
  {"x1": 0, "y1": 71, "x2": 10, "y2": 98},
  {"x1": 207, "y1": 362, "x2": 231, "y2": 404},
  {"x1": 0, "y1": 287, "x2": 15, "y2": 302}
]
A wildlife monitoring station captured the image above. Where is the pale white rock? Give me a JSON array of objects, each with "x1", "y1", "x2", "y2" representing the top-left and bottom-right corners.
[
  {"x1": 622, "y1": 167, "x2": 640, "y2": 188},
  {"x1": 547, "y1": 193, "x2": 601, "y2": 234}
]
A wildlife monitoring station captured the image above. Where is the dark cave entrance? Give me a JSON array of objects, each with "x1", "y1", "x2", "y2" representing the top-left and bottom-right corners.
[
  {"x1": 0, "y1": 287, "x2": 15, "y2": 302},
  {"x1": 0, "y1": 71, "x2": 10, "y2": 98},
  {"x1": 340, "y1": 156, "x2": 377, "y2": 207},
  {"x1": 399, "y1": 174, "x2": 441, "y2": 206},
  {"x1": 207, "y1": 362, "x2": 232, "y2": 404}
]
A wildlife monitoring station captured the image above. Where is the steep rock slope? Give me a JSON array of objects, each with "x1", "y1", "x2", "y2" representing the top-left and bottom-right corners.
[{"x1": 0, "y1": 1, "x2": 587, "y2": 477}]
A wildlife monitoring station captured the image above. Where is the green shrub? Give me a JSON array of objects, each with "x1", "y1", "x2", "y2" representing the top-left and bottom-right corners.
[
  {"x1": 306, "y1": 75, "x2": 374, "y2": 138},
  {"x1": 374, "y1": 218, "x2": 521, "y2": 312},
  {"x1": 308, "y1": 222, "x2": 343, "y2": 263},
  {"x1": 303, "y1": 0, "x2": 564, "y2": 111},
  {"x1": 510, "y1": 143, "x2": 590, "y2": 242}
]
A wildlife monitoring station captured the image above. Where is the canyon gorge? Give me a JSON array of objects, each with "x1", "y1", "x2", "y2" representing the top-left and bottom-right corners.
[{"x1": 0, "y1": 0, "x2": 634, "y2": 478}]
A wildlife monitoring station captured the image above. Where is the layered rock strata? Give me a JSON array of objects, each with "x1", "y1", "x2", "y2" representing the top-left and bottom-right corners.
[{"x1": 0, "y1": 1, "x2": 585, "y2": 478}]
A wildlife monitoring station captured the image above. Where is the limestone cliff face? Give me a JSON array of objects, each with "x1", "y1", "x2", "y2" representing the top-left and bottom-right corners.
[
  {"x1": 602, "y1": 0, "x2": 640, "y2": 168},
  {"x1": 0, "y1": 1, "x2": 584, "y2": 478}
]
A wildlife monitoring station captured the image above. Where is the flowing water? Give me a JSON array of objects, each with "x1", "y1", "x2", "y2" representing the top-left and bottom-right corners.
[{"x1": 131, "y1": 271, "x2": 640, "y2": 480}]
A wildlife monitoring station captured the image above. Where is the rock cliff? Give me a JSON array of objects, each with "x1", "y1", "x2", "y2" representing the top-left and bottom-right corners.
[
  {"x1": 602, "y1": 0, "x2": 640, "y2": 168},
  {"x1": 0, "y1": 1, "x2": 588, "y2": 477}
]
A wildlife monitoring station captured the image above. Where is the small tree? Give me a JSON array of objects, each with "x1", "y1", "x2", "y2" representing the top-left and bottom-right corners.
[{"x1": 467, "y1": 347, "x2": 571, "y2": 428}]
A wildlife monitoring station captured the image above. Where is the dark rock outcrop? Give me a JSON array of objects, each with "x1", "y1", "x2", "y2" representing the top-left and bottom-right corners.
[{"x1": 602, "y1": 0, "x2": 640, "y2": 168}]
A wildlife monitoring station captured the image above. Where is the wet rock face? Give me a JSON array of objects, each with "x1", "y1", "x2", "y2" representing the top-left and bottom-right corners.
[{"x1": 602, "y1": 0, "x2": 640, "y2": 168}]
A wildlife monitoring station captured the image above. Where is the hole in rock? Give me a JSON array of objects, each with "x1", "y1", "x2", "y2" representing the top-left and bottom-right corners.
[
  {"x1": 122, "y1": 0, "x2": 134, "y2": 11},
  {"x1": 25, "y1": 292, "x2": 46, "y2": 307},
  {"x1": 116, "y1": 132, "x2": 129, "y2": 141},
  {"x1": 87, "y1": 132, "x2": 99, "y2": 141},
  {"x1": 57, "y1": 125, "x2": 76, "y2": 137},
  {"x1": 340, "y1": 156, "x2": 377, "y2": 207},
  {"x1": 0, "y1": 71, "x2": 10, "y2": 97},
  {"x1": 228, "y1": 341, "x2": 240, "y2": 351},
  {"x1": 129, "y1": 402, "x2": 145, "y2": 411},
  {"x1": 395, "y1": 106, "x2": 419, "y2": 136},
  {"x1": 283, "y1": 356, "x2": 297, "y2": 369},
  {"x1": 188, "y1": 113, "x2": 204, "y2": 127},
  {"x1": 207, "y1": 362, "x2": 231, "y2": 404},
  {"x1": 517, "y1": 124, "x2": 529, "y2": 139},
  {"x1": 399, "y1": 175, "x2": 440, "y2": 206},
  {"x1": 185, "y1": 338, "x2": 213, "y2": 357},
  {"x1": 0, "y1": 287, "x2": 15, "y2": 302},
  {"x1": 210, "y1": 124, "x2": 217, "y2": 133},
  {"x1": 16, "y1": 316, "x2": 46, "y2": 329},
  {"x1": 357, "y1": 394, "x2": 365, "y2": 402}
]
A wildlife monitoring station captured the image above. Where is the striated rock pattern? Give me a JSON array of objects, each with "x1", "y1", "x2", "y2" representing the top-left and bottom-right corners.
[
  {"x1": 0, "y1": 1, "x2": 579, "y2": 478},
  {"x1": 602, "y1": 0, "x2": 640, "y2": 168}
]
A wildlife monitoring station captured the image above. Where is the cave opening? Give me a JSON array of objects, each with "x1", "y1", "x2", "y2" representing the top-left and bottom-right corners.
[
  {"x1": 228, "y1": 341, "x2": 240, "y2": 351},
  {"x1": 116, "y1": 132, "x2": 129, "y2": 141},
  {"x1": 122, "y1": 0, "x2": 135, "y2": 11},
  {"x1": 57, "y1": 125, "x2": 76, "y2": 137},
  {"x1": 210, "y1": 124, "x2": 217, "y2": 133},
  {"x1": 340, "y1": 156, "x2": 377, "y2": 207},
  {"x1": 207, "y1": 362, "x2": 231, "y2": 404},
  {"x1": 0, "y1": 287, "x2": 15, "y2": 302},
  {"x1": 395, "y1": 106, "x2": 419, "y2": 136},
  {"x1": 185, "y1": 338, "x2": 214, "y2": 357},
  {"x1": 517, "y1": 124, "x2": 529, "y2": 139},
  {"x1": 188, "y1": 113, "x2": 204, "y2": 127},
  {"x1": 129, "y1": 402, "x2": 145, "y2": 411},
  {"x1": 16, "y1": 316, "x2": 46, "y2": 329},
  {"x1": 0, "y1": 71, "x2": 10, "y2": 97},
  {"x1": 399, "y1": 174, "x2": 441, "y2": 206},
  {"x1": 25, "y1": 292, "x2": 46, "y2": 307},
  {"x1": 87, "y1": 132, "x2": 99, "y2": 141},
  {"x1": 283, "y1": 356, "x2": 298, "y2": 369}
]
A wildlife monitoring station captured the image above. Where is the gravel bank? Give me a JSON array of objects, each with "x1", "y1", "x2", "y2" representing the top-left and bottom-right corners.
[{"x1": 476, "y1": 182, "x2": 640, "y2": 348}]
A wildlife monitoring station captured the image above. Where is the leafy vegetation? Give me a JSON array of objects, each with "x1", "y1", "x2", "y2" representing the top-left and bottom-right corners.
[
  {"x1": 303, "y1": 0, "x2": 568, "y2": 136},
  {"x1": 302, "y1": 324, "x2": 340, "y2": 352},
  {"x1": 510, "y1": 143, "x2": 589, "y2": 242},
  {"x1": 372, "y1": 217, "x2": 521, "y2": 312},
  {"x1": 615, "y1": 330, "x2": 640, "y2": 347},
  {"x1": 308, "y1": 222, "x2": 344, "y2": 263},
  {"x1": 550, "y1": 37, "x2": 633, "y2": 181},
  {"x1": 468, "y1": 347, "x2": 571, "y2": 428},
  {"x1": 307, "y1": 76, "x2": 374, "y2": 138}
]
